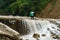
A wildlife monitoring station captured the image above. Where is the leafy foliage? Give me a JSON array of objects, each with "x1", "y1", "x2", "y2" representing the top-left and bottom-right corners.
[{"x1": 0, "y1": 0, "x2": 51, "y2": 16}]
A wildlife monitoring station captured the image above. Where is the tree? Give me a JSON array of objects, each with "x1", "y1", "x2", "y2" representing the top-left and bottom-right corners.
[{"x1": 0, "y1": 0, "x2": 51, "y2": 16}]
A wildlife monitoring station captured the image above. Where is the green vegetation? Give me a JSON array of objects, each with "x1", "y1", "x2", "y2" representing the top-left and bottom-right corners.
[{"x1": 0, "y1": 0, "x2": 52, "y2": 16}]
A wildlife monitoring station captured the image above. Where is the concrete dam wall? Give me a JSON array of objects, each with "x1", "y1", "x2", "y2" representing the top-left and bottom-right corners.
[{"x1": 0, "y1": 16, "x2": 60, "y2": 40}]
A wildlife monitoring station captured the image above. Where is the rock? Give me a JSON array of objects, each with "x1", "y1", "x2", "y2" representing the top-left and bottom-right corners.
[
  {"x1": 20, "y1": 39, "x2": 23, "y2": 40},
  {"x1": 36, "y1": 39, "x2": 39, "y2": 40},
  {"x1": 53, "y1": 36, "x2": 57, "y2": 39},
  {"x1": 33, "y1": 33, "x2": 40, "y2": 39},
  {"x1": 47, "y1": 28, "x2": 50, "y2": 30},
  {"x1": 26, "y1": 39, "x2": 29, "y2": 40},
  {"x1": 42, "y1": 34, "x2": 46, "y2": 36}
]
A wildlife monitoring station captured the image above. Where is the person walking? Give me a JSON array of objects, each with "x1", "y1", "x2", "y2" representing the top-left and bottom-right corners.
[{"x1": 29, "y1": 11, "x2": 34, "y2": 19}]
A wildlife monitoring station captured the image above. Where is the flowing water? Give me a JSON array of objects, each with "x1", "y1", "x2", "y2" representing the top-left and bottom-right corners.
[{"x1": 20, "y1": 19, "x2": 60, "y2": 40}]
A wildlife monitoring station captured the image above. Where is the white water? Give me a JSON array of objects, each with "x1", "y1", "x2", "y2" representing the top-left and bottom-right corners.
[{"x1": 21, "y1": 19, "x2": 60, "y2": 40}]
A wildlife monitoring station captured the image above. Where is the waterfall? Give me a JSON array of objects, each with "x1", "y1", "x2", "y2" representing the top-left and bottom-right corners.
[{"x1": 20, "y1": 19, "x2": 60, "y2": 40}]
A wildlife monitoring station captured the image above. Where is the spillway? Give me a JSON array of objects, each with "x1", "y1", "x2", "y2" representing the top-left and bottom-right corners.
[{"x1": 20, "y1": 19, "x2": 60, "y2": 40}]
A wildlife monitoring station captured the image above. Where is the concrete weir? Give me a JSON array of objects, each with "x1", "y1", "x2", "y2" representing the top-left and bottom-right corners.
[
  {"x1": 0, "y1": 16, "x2": 31, "y2": 35},
  {"x1": 0, "y1": 16, "x2": 60, "y2": 40},
  {"x1": 0, "y1": 16, "x2": 32, "y2": 40},
  {"x1": 0, "y1": 16, "x2": 26, "y2": 40},
  {"x1": 0, "y1": 22, "x2": 20, "y2": 40},
  {"x1": 0, "y1": 16, "x2": 31, "y2": 20}
]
